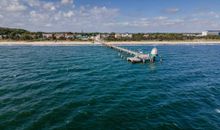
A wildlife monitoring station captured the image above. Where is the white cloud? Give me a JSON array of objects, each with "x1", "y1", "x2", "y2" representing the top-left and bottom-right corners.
[
  {"x1": 193, "y1": 11, "x2": 220, "y2": 19},
  {"x1": 63, "y1": 11, "x2": 74, "y2": 18},
  {"x1": 164, "y1": 8, "x2": 180, "y2": 14},
  {"x1": 30, "y1": 11, "x2": 45, "y2": 20},
  {"x1": 45, "y1": 23, "x2": 52, "y2": 27},
  {"x1": 106, "y1": 16, "x2": 183, "y2": 28},
  {"x1": 0, "y1": 1, "x2": 119, "y2": 32},
  {"x1": 208, "y1": 11, "x2": 219, "y2": 18},
  {"x1": 5, "y1": 0, "x2": 27, "y2": 12},
  {"x1": 154, "y1": 16, "x2": 168, "y2": 20},
  {"x1": 43, "y1": 3, "x2": 56, "y2": 11},
  {"x1": 26, "y1": 0, "x2": 40, "y2": 7},
  {"x1": 61, "y1": 0, "x2": 73, "y2": 5},
  {"x1": 0, "y1": 0, "x2": 220, "y2": 32}
]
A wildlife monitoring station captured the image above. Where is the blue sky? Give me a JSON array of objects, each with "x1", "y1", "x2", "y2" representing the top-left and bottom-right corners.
[{"x1": 0, "y1": 0, "x2": 220, "y2": 32}]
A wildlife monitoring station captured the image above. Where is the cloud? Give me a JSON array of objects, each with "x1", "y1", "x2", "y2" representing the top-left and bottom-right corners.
[
  {"x1": 0, "y1": 14, "x2": 3, "y2": 19},
  {"x1": 63, "y1": 11, "x2": 74, "y2": 18},
  {"x1": 206, "y1": 11, "x2": 219, "y2": 18},
  {"x1": 103, "y1": 16, "x2": 189, "y2": 33},
  {"x1": 61, "y1": 0, "x2": 74, "y2": 5},
  {"x1": 5, "y1": 0, "x2": 27, "y2": 12},
  {"x1": 88, "y1": 6, "x2": 119, "y2": 20},
  {"x1": 30, "y1": 11, "x2": 47, "y2": 21},
  {"x1": 45, "y1": 23, "x2": 52, "y2": 27},
  {"x1": 164, "y1": 8, "x2": 180, "y2": 14},
  {"x1": 43, "y1": 3, "x2": 56, "y2": 11},
  {"x1": 26, "y1": 0, "x2": 40, "y2": 7},
  {"x1": 192, "y1": 11, "x2": 220, "y2": 19},
  {"x1": 105, "y1": 20, "x2": 150, "y2": 28},
  {"x1": 0, "y1": 0, "x2": 120, "y2": 32},
  {"x1": 0, "y1": 0, "x2": 220, "y2": 32},
  {"x1": 154, "y1": 16, "x2": 168, "y2": 20}
]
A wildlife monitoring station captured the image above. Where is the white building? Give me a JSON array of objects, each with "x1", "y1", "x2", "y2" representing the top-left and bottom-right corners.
[
  {"x1": 101, "y1": 34, "x2": 110, "y2": 38},
  {"x1": 121, "y1": 33, "x2": 133, "y2": 38},
  {"x1": 64, "y1": 33, "x2": 75, "y2": 39},
  {"x1": 115, "y1": 33, "x2": 133, "y2": 38},
  {"x1": 202, "y1": 30, "x2": 220, "y2": 36},
  {"x1": 43, "y1": 33, "x2": 53, "y2": 39},
  {"x1": 54, "y1": 33, "x2": 65, "y2": 39}
]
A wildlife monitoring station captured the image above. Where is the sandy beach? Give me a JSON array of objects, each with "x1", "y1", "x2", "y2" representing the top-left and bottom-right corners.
[
  {"x1": 107, "y1": 41, "x2": 220, "y2": 45},
  {"x1": 1, "y1": 41, "x2": 220, "y2": 46},
  {"x1": 0, "y1": 41, "x2": 93, "y2": 46}
]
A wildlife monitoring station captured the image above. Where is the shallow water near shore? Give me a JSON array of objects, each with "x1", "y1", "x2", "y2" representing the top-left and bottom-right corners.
[{"x1": 0, "y1": 45, "x2": 220, "y2": 130}]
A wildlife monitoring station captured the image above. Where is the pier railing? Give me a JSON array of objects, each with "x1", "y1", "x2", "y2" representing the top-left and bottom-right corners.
[{"x1": 96, "y1": 39, "x2": 154, "y2": 63}]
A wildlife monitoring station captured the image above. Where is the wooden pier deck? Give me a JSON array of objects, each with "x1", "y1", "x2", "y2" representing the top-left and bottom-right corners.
[
  {"x1": 101, "y1": 42, "x2": 139, "y2": 56},
  {"x1": 98, "y1": 40, "x2": 154, "y2": 63}
]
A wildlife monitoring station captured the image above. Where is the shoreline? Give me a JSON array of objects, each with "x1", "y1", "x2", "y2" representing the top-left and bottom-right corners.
[
  {"x1": 106, "y1": 41, "x2": 220, "y2": 45},
  {"x1": 1, "y1": 41, "x2": 220, "y2": 46},
  {"x1": 0, "y1": 41, "x2": 93, "y2": 46}
]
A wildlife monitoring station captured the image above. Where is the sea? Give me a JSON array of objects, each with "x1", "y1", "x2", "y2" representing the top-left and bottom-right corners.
[{"x1": 0, "y1": 44, "x2": 220, "y2": 130}]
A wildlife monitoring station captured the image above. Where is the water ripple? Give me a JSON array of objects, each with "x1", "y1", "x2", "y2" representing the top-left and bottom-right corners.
[{"x1": 0, "y1": 45, "x2": 220, "y2": 129}]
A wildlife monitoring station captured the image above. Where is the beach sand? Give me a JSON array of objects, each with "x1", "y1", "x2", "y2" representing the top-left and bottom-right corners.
[
  {"x1": 107, "y1": 41, "x2": 220, "y2": 45},
  {"x1": 0, "y1": 41, "x2": 93, "y2": 46},
  {"x1": 1, "y1": 41, "x2": 220, "y2": 46}
]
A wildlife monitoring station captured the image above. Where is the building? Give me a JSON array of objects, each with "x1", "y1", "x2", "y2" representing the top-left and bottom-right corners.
[
  {"x1": 115, "y1": 33, "x2": 133, "y2": 39},
  {"x1": 202, "y1": 30, "x2": 220, "y2": 36},
  {"x1": 43, "y1": 33, "x2": 53, "y2": 39},
  {"x1": 114, "y1": 33, "x2": 121, "y2": 38},
  {"x1": 54, "y1": 33, "x2": 65, "y2": 39},
  {"x1": 121, "y1": 33, "x2": 133, "y2": 38},
  {"x1": 143, "y1": 34, "x2": 150, "y2": 38},
  {"x1": 76, "y1": 34, "x2": 89, "y2": 40},
  {"x1": 183, "y1": 33, "x2": 201, "y2": 37},
  {"x1": 95, "y1": 34, "x2": 101, "y2": 41},
  {"x1": 101, "y1": 34, "x2": 110, "y2": 39},
  {"x1": 64, "y1": 33, "x2": 75, "y2": 39},
  {"x1": 89, "y1": 36, "x2": 95, "y2": 40}
]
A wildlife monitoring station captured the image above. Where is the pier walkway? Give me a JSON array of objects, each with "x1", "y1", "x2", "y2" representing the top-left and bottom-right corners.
[{"x1": 97, "y1": 39, "x2": 157, "y2": 63}]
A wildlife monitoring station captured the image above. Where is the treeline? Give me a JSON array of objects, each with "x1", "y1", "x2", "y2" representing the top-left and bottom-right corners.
[
  {"x1": 1, "y1": 27, "x2": 220, "y2": 41},
  {"x1": 204, "y1": 35, "x2": 220, "y2": 40},
  {"x1": 0, "y1": 27, "x2": 99, "y2": 41},
  {"x1": 104, "y1": 33, "x2": 220, "y2": 41},
  {"x1": 0, "y1": 27, "x2": 39, "y2": 40}
]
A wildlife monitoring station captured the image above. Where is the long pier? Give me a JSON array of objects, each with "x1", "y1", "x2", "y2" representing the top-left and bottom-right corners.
[
  {"x1": 98, "y1": 40, "x2": 157, "y2": 63},
  {"x1": 101, "y1": 42, "x2": 139, "y2": 56}
]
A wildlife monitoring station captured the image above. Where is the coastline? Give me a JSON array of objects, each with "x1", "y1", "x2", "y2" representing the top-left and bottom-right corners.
[
  {"x1": 1, "y1": 40, "x2": 220, "y2": 46},
  {"x1": 106, "y1": 41, "x2": 220, "y2": 45},
  {"x1": 0, "y1": 41, "x2": 93, "y2": 46}
]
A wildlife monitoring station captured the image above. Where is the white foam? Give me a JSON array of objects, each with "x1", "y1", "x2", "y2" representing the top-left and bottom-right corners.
[{"x1": 215, "y1": 109, "x2": 220, "y2": 113}]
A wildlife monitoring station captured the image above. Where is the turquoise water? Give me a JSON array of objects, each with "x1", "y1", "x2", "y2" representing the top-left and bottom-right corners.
[{"x1": 0, "y1": 45, "x2": 220, "y2": 130}]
